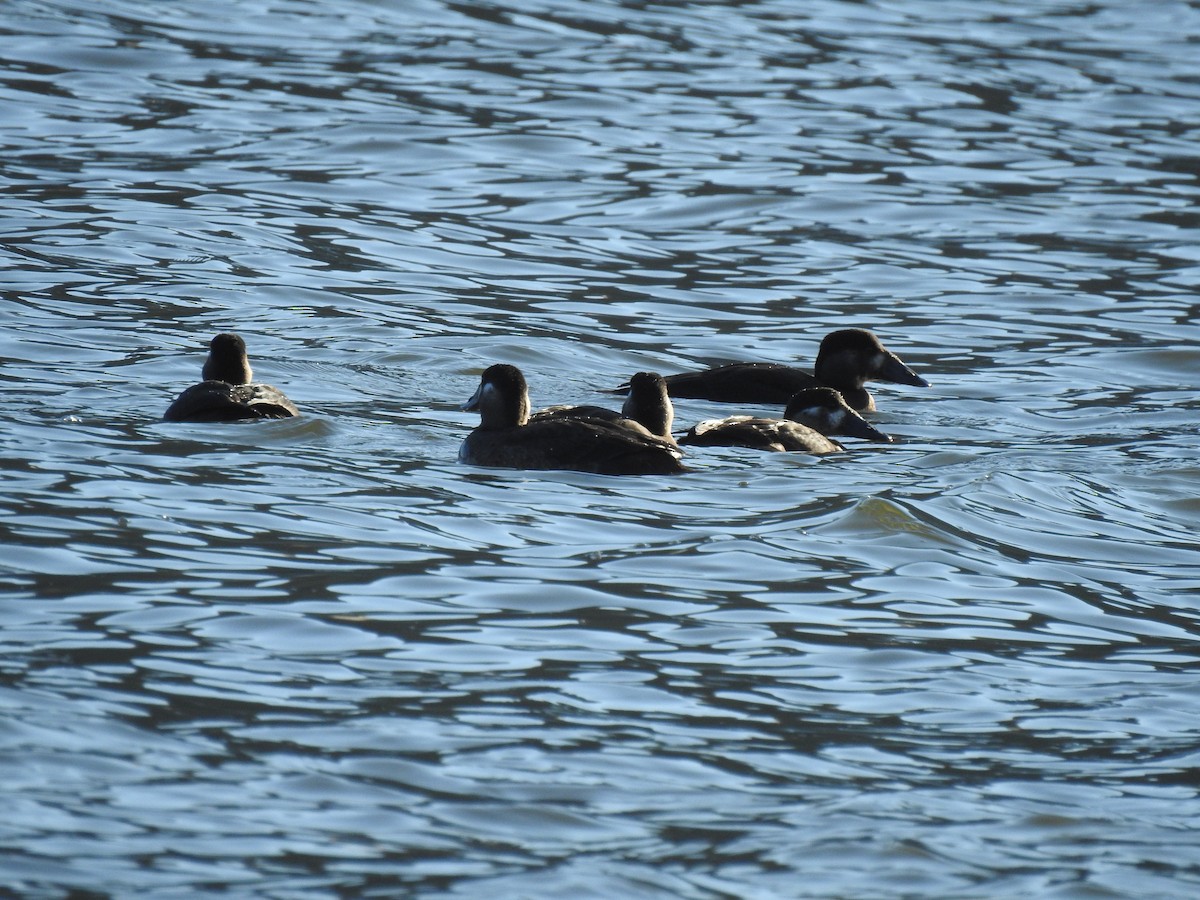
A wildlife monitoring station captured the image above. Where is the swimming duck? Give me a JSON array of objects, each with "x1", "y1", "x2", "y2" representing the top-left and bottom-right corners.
[
  {"x1": 461, "y1": 364, "x2": 685, "y2": 475},
  {"x1": 638, "y1": 328, "x2": 929, "y2": 411},
  {"x1": 533, "y1": 371, "x2": 676, "y2": 442},
  {"x1": 679, "y1": 387, "x2": 892, "y2": 454},
  {"x1": 163, "y1": 333, "x2": 299, "y2": 422}
]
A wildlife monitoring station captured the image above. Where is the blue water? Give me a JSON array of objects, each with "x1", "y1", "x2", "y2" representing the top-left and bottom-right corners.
[{"x1": 3, "y1": 0, "x2": 1200, "y2": 896}]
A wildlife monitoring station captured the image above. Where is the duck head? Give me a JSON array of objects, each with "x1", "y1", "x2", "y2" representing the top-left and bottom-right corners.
[
  {"x1": 784, "y1": 387, "x2": 893, "y2": 442},
  {"x1": 464, "y1": 363, "x2": 531, "y2": 429},
  {"x1": 201, "y1": 333, "x2": 254, "y2": 385},
  {"x1": 621, "y1": 371, "x2": 673, "y2": 439}
]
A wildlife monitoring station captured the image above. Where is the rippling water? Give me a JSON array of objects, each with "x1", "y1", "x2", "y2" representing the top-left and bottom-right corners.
[{"x1": 3, "y1": 0, "x2": 1200, "y2": 896}]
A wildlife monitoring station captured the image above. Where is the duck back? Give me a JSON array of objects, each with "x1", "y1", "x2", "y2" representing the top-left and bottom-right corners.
[
  {"x1": 663, "y1": 363, "x2": 816, "y2": 404},
  {"x1": 679, "y1": 416, "x2": 842, "y2": 454},
  {"x1": 164, "y1": 381, "x2": 299, "y2": 422}
]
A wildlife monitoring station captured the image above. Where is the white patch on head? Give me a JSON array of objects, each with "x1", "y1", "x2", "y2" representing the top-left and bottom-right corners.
[{"x1": 795, "y1": 404, "x2": 826, "y2": 424}]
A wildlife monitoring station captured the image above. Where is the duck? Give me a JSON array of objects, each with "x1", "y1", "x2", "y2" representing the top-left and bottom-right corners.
[
  {"x1": 460, "y1": 364, "x2": 685, "y2": 475},
  {"x1": 631, "y1": 328, "x2": 929, "y2": 411},
  {"x1": 532, "y1": 371, "x2": 676, "y2": 443},
  {"x1": 679, "y1": 387, "x2": 893, "y2": 454},
  {"x1": 163, "y1": 333, "x2": 299, "y2": 422}
]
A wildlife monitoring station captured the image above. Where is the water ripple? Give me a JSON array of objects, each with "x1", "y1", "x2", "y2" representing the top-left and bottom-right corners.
[{"x1": 4, "y1": 0, "x2": 1200, "y2": 896}]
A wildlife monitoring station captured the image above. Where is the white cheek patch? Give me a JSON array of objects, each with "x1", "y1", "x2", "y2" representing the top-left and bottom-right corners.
[{"x1": 466, "y1": 379, "x2": 502, "y2": 413}]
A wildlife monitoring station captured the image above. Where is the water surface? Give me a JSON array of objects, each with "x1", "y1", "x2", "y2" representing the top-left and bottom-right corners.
[{"x1": 2, "y1": 0, "x2": 1200, "y2": 896}]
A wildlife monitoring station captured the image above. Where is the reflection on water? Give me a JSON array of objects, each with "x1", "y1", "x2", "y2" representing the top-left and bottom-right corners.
[{"x1": 3, "y1": 0, "x2": 1200, "y2": 896}]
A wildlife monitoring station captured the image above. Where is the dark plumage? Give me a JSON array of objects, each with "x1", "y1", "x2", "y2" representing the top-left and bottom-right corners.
[
  {"x1": 163, "y1": 333, "x2": 299, "y2": 422},
  {"x1": 619, "y1": 372, "x2": 675, "y2": 442},
  {"x1": 679, "y1": 387, "x2": 893, "y2": 454},
  {"x1": 633, "y1": 328, "x2": 929, "y2": 411},
  {"x1": 532, "y1": 371, "x2": 675, "y2": 443},
  {"x1": 460, "y1": 364, "x2": 685, "y2": 475}
]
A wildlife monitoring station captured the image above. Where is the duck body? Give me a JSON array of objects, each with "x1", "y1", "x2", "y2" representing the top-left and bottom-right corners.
[
  {"x1": 532, "y1": 404, "x2": 628, "y2": 427},
  {"x1": 680, "y1": 415, "x2": 843, "y2": 454},
  {"x1": 164, "y1": 380, "x2": 300, "y2": 422},
  {"x1": 678, "y1": 387, "x2": 892, "y2": 455},
  {"x1": 644, "y1": 329, "x2": 929, "y2": 411},
  {"x1": 663, "y1": 363, "x2": 817, "y2": 405},
  {"x1": 460, "y1": 416, "x2": 684, "y2": 474},
  {"x1": 461, "y1": 365, "x2": 685, "y2": 476},
  {"x1": 164, "y1": 333, "x2": 299, "y2": 422}
]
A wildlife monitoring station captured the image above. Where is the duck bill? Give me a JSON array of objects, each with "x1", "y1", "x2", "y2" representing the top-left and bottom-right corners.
[
  {"x1": 463, "y1": 383, "x2": 482, "y2": 412},
  {"x1": 878, "y1": 351, "x2": 930, "y2": 387},
  {"x1": 842, "y1": 412, "x2": 893, "y2": 443}
]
